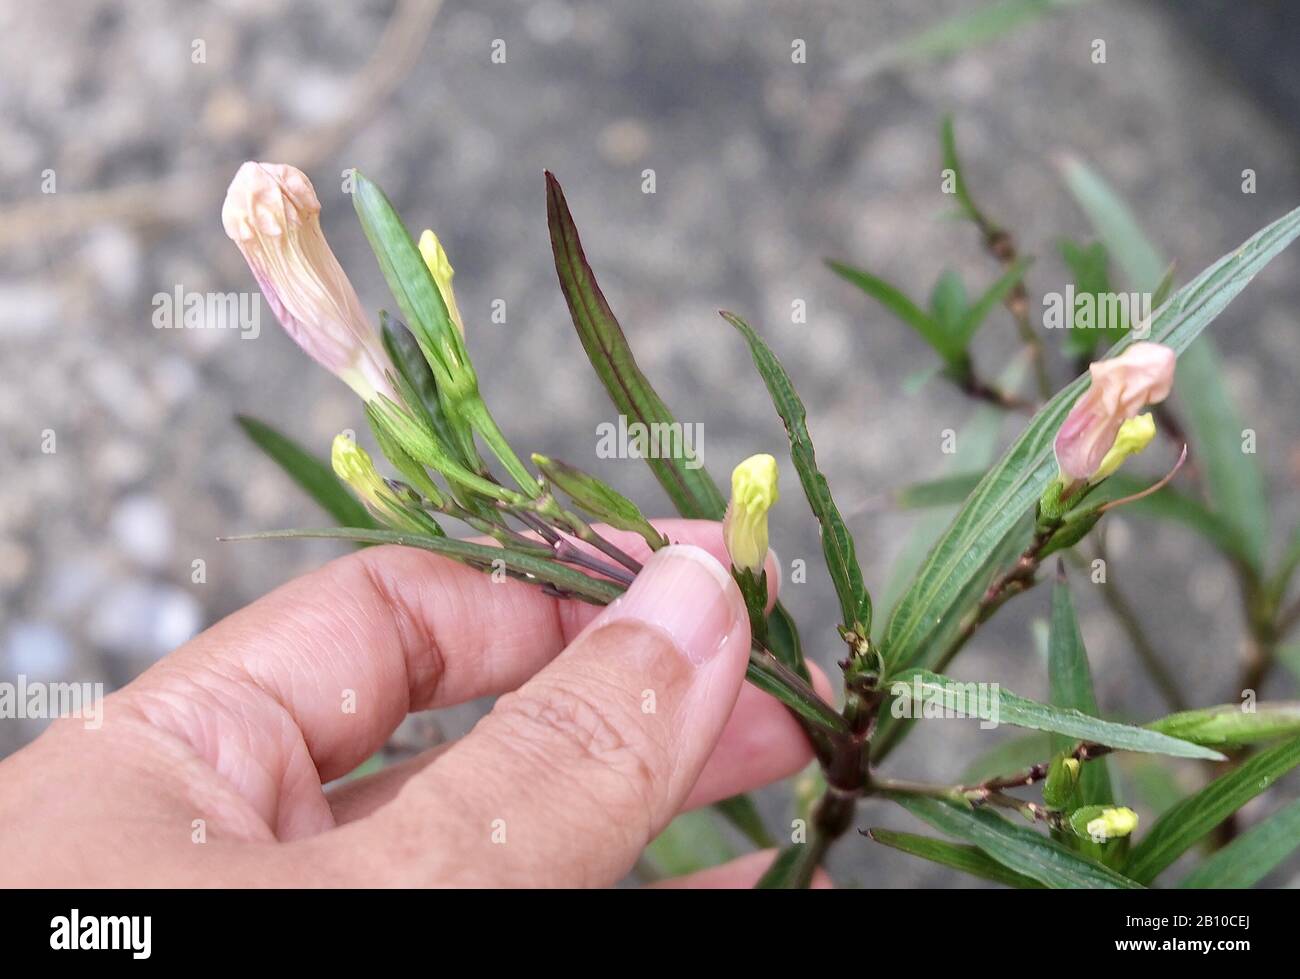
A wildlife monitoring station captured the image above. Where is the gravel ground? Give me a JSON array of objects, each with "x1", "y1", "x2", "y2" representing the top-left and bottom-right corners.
[{"x1": 1, "y1": 0, "x2": 1298, "y2": 886}]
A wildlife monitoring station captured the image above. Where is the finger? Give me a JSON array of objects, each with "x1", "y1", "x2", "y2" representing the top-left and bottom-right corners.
[
  {"x1": 117, "y1": 519, "x2": 768, "y2": 837},
  {"x1": 325, "y1": 745, "x2": 452, "y2": 824},
  {"x1": 327, "y1": 660, "x2": 831, "y2": 824},
  {"x1": 320, "y1": 544, "x2": 752, "y2": 886},
  {"x1": 651, "y1": 850, "x2": 833, "y2": 889}
]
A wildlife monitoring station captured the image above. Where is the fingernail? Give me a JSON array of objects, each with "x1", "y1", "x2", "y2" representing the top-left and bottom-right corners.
[{"x1": 598, "y1": 544, "x2": 747, "y2": 666}]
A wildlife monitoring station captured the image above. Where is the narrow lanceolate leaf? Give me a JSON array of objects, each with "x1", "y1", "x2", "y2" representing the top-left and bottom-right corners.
[
  {"x1": 888, "y1": 669, "x2": 1224, "y2": 760},
  {"x1": 1176, "y1": 341, "x2": 1270, "y2": 572},
  {"x1": 882, "y1": 203, "x2": 1300, "y2": 674},
  {"x1": 223, "y1": 527, "x2": 625, "y2": 604},
  {"x1": 1146, "y1": 702, "x2": 1300, "y2": 749},
  {"x1": 1126, "y1": 736, "x2": 1300, "y2": 884},
  {"x1": 1059, "y1": 156, "x2": 1165, "y2": 291},
  {"x1": 545, "y1": 171, "x2": 722, "y2": 518},
  {"x1": 1178, "y1": 797, "x2": 1300, "y2": 889},
  {"x1": 893, "y1": 796, "x2": 1142, "y2": 889},
  {"x1": 826, "y1": 260, "x2": 957, "y2": 363},
  {"x1": 755, "y1": 843, "x2": 820, "y2": 890},
  {"x1": 867, "y1": 828, "x2": 1043, "y2": 888},
  {"x1": 955, "y1": 256, "x2": 1033, "y2": 349},
  {"x1": 844, "y1": 1, "x2": 1097, "y2": 82},
  {"x1": 1048, "y1": 572, "x2": 1114, "y2": 805},
  {"x1": 545, "y1": 173, "x2": 802, "y2": 674},
  {"x1": 712, "y1": 795, "x2": 775, "y2": 850},
  {"x1": 643, "y1": 810, "x2": 737, "y2": 879},
  {"x1": 532, "y1": 454, "x2": 664, "y2": 547},
  {"x1": 235, "y1": 416, "x2": 376, "y2": 530},
  {"x1": 723, "y1": 310, "x2": 872, "y2": 636},
  {"x1": 352, "y1": 174, "x2": 460, "y2": 375},
  {"x1": 891, "y1": 471, "x2": 985, "y2": 510}
]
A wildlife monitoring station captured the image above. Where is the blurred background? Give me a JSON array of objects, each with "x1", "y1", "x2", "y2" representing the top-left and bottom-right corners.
[{"x1": 1, "y1": 0, "x2": 1298, "y2": 885}]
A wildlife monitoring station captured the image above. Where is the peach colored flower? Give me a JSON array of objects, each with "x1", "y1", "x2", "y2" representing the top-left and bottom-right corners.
[
  {"x1": 222, "y1": 162, "x2": 397, "y2": 403},
  {"x1": 1054, "y1": 341, "x2": 1175, "y2": 482}
]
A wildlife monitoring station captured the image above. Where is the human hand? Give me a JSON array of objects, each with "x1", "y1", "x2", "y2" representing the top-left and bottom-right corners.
[{"x1": 0, "y1": 519, "x2": 828, "y2": 887}]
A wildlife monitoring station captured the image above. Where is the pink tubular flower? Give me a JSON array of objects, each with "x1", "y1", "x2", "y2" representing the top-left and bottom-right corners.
[
  {"x1": 222, "y1": 162, "x2": 398, "y2": 403},
  {"x1": 1053, "y1": 341, "x2": 1176, "y2": 482}
]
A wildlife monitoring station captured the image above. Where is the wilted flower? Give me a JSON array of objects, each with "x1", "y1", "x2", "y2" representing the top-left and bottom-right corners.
[
  {"x1": 223, "y1": 162, "x2": 398, "y2": 404},
  {"x1": 723, "y1": 453, "x2": 779, "y2": 574},
  {"x1": 1054, "y1": 342, "x2": 1175, "y2": 484},
  {"x1": 418, "y1": 229, "x2": 465, "y2": 336}
]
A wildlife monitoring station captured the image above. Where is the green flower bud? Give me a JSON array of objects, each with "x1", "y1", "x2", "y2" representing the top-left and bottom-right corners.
[{"x1": 1043, "y1": 754, "x2": 1081, "y2": 809}]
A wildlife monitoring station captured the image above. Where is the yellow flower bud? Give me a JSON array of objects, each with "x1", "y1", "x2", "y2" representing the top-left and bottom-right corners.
[
  {"x1": 418, "y1": 229, "x2": 465, "y2": 336},
  {"x1": 331, "y1": 434, "x2": 391, "y2": 514},
  {"x1": 723, "y1": 453, "x2": 779, "y2": 574},
  {"x1": 1084, "y1": 806, "x2": 1139, "y2": 842},
  {"x1": 1092, "y1": 413, "x2": 1156, "y2": 481}
]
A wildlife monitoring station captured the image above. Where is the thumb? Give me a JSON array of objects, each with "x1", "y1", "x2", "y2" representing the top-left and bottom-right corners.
[{"x1": 348, "y1": 544, "x2": 752, "y2": 886}]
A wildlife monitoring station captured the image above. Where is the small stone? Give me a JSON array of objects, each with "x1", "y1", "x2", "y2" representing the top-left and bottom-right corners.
[
  {"x1": 3, "y1": 621, "x2": 74, "y2": 680},
  {"x1": 86, "y1": 580, "x2": 201, "y2": 660},
  {"x1": 109, "y1": 494, "x2": 174, "y2": 569}
]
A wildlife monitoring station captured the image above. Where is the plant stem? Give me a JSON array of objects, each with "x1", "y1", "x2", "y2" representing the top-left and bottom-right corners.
[{"x1": 1082, "y1": 540, "x2": 1188, "y2": 711}]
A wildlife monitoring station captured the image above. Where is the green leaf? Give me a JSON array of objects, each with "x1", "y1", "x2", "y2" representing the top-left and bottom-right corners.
[
  {"x1": 890, "y1": 471, "x2": 985, "y2": 510},
  {"x1": 827, "y1": 259, "x2": 957, "y2": 362},
  {"x1": 893, "y1": 795, "x2": 1142, "y2": 889},
  {"x1": 1176, "y1": 340, "x2": 1270, "y2": 571},
  {"x1": 1146, "y1": 702, "x2": 1300, "y2": 748},
  {"x1": 888, "y1": 669, "x2": 1224, "y2": 760},
  {"x1": 223, "y1": 526, "x2": 624, "y2": 603},
  {"x1": 1060, "y1": 156, "x2": 1166, "y2": 293},
  {"x1": 961, "y1": 733, "x2": 1051, "y2": 783},
  {"x1": 532, "y1": 454, "x2": 663, "y2": 547},
  {"x1": 882, "y1": 203, "x2": 1300, "y2": 675},
  {"x1": 235, "y1": 416, "x2": 376, "y2": 530},
  {"x1": 1178, "y1": 797, "x2": 1300, "y2": 889},
  {"x1": 1058, "y1": 239, "x2": 1113, "y2": 356},
  {"x1": 955, "y1": 256, "x2": 1033, "y2": 349},
  {"x1": 712, "y1": 795, "x2": 774, "y2": 850},
  {"x1": 846, "y1": 1, "x2": 1094, "y2": 81},
  {"x1": 545, "y1": 172, "x2": 722, "y2": 518},
  {"x1": 754, "y1": 843, "x2": 820, "y2": 890},
  {"x1": 352, "y1": 174, "x2": 460, "y2": 377},
  {"x1": 940, "y1": 114, "x2": 985, "y2": 228},
  {"x1": 1048, "y1": 572, "x2": 1114, "y2": 805},
  {"x1": 867, "y1": 828, "x2": 1043, "y2": 888},
  {"x1": 929, "y1": 269, "x2": 968, "y2": 335},
  {"x1": 723, "y1": 310, "x2": 872, "y2": 636},
  {"x1": 643, "y1": 810, "x2": 737, "y2": 878},
  {"x1": 1126, "y1": 736, "x2": 1300, "y2": 884}
]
